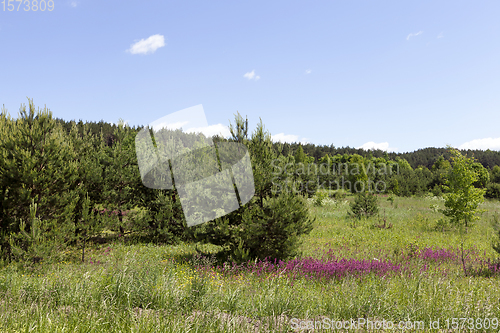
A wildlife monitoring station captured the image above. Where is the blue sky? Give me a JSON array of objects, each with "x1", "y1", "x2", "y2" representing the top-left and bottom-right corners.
[{"x1": 1, "y1": 0, "x2": 499, "y2": 152}]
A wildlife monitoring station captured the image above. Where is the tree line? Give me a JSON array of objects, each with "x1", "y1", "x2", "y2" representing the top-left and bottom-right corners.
[
  {"x1": 0, "y1": 101, "x2": 318, "y2": 265},
  {"x1": 1, "y1": 99, "x2": 499, "y2": 266},
  {"x1": 277, "y1": 143, "x2": 500, "y2": 170}
]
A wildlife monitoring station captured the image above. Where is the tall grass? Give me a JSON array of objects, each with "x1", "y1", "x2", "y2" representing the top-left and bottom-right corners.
[{"x1": 0, "y1": 196, "x2": 499, "y2": 332}]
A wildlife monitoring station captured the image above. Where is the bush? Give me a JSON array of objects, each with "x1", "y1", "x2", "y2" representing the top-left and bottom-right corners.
[
  {"x1": 194, "y1": 116, "x2": 315, "y2": 262},
  {"x1": 349, "y1": 192, "x2": 379, "y2": 219},
  {"x1": 239, "y1": 191, "x2": 314, "y2": 260},
  {"x1": 330, "y1": 189, "x2": 348, "y2": 200},
  {"x1": 486, "y1": 183, "x2": 500, "y2": 199},
  {"x1": 8, "y1": 200, "x2": 70, "y2": 265},
  {"x1": 313, "y1": 190, "x2": 329, "y2": 206},
  {"x1": 144, "y1": 190, "x2": 188, "y2": 243},
  {"x1": 197, "y1": 191, "x2": 314, "y2": 263}
]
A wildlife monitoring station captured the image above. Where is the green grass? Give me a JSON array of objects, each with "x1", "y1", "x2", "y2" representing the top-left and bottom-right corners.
[
  {"x1": 1, "y1": 196, "x2": 500, "y2": 332},
  {"x1": 302, "y1": 195, "x2": 500, "y2": 260}
]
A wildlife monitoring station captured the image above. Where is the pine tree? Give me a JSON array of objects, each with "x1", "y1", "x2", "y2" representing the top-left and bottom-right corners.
[
  {"x1": 294, "y1": 145, "x2": 308, "y2": 164},
  {"x1": 100, "y1": 121, "x2": 144, "y2": 235},
  {"x1": 195, "y1": 116, "x2": 315, "y2": 262},
  {"x1": 0, "y1": 99, "x2": 79, "y2": 261}
]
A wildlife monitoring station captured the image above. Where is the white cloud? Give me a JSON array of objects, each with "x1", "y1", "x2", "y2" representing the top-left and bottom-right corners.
[
  {"x1": 151, "y1": 121, "x2": 189, "y2": 132},
  {"x1": 70, "y1": 0, "x2": 78, "y2": 7},
  {"x1": 305, "y1": 69, "x2": 312, "y2": 74},
  {"x1": 459, "y1": 137, "x2": 500, "y2": 151},
  {"x1": 437, "y1": 32, "x2": 444, "y2": 39},
  {"x1": 406, "y1": 31, "x2": 423, "y2": 40},
  {"x1": 127, "y1": 34, "x2": 165, "y2": 55},
  {"x1": 243, "y1": 70, "x2": 260, "y2": 81},
  {"x1": 272, "y1": 133, "x2": 309, "y2": 144},
  {"x1": 185, "y1": 124, "x2": 231, "y2": 138},
  {"x1": 358, "y1": 141, "x2": 397, "y2": 152}
]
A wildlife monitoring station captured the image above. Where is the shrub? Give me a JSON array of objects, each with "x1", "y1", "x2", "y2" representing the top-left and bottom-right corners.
[
  {"x1": 8, "y1": 200, "x2": 69, "y2": 265},
  {"x1": 144, "y1": 190, "x2": 188, "y2": 243},
  {"x1": 434, "y1": 217, "x2": 450, "y2": 232},
  {"x1": 194, "y1": 116, "x2": 315, "y2": 262},
  {"x1": 330, "y1": 189, "x2": 348, "y2": 200},
  {"x1": 198, "y1": 190, "x2": 314, "y2": 263},
  {"x1": 313, "y1": 190, "x2": 329, "y2": 206},
  {"x1": 492, "y1": 212, "x2": 500, "y2": 256},
  {"x1": 486, "y1": 183, "x2": 500, "y2": 199},
  {"x1": 349, "y1": 192, "x2": 379, "y2": 219}
]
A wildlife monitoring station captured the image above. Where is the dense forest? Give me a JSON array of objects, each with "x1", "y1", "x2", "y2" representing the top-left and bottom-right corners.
[
  {"x1": 54, "y1": 117, "x2": 500, "y2": 170},
  {"x1": 274, "y1": 143, "x2": 500, "y2": 170},
  {"x1": 51, "y1": 114, "x2": 500, "y2": 201},
  {"x1": 1, "y1": 101, "x2": 500, "y2": 265},
  {"x1": 53, "y1": 114, "x2": 500, "y2": 199}
]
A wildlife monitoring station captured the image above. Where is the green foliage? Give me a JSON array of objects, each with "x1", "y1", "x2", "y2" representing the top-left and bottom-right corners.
[
  {"x1": 349, "y1": 192, "x2": 379, "y2": 219},
  {"x1": 432, "y1": 155, "x2": 451, "y2": 171},
  {"x1": 346, "y1": 154, "x2": 368, "y2": 193},
  {"x1": 431, "y1": 184, "x2": 443, "y2": 197},
  {"x1": 441, "y1": 148, "x2": 486, "y2": 231},
  {"x1": 486, "y1": 183, "x2": 500, "y2": 199},
  {"x1": 395, "y1": 156, "x2": 412, "y2": 171},
  {"x1": 434, "y1": 217, "x2": 450, "y2": 232},
  {"x1": 228, "y1": 111, "x2": 248, "y2": 144},
  {"x1": 429, "y1": 203, "x2": 440, "y2": 213},
  {"x1": 145, "y1": 190, "x2": 188, "y2": 243},
  {"x1": 471, "y1": 162, "x2": 490, "y2": 188},
  {"x1": 206, "y1": 191, "x2": 314, "y2": 262},
  {"x1": 330, "y1": 189, "x2": 348, "y2": 200},
  {"x1": 293, "y1": 144, "x2": 314, "y2": 165},
  {"x1": 75, "y1": 193, "x2": 107, "y2": 262},
  {"x1": 388, "y1": 178, "x2": 400, "y2": 196},
  {"x1": 9, "y1": 199, "x2": 68, "y2": 265},
  {"x1": 99, "y1": 122, "x2": 144, "y2": 234},
  {"x1": 491, "y1": 212, "x2": 500, "y2": 256},
  {"x1": 313, "y1": 189, "x2": 329, "y2": 206},
  {"x1": 196, "y1": 117, "x2": 315, "y2": 262},
  {"x1": 0, "y1": 100, "x2": 79, "y2": 261},
  {"x1": 486, "y1": 166, "x2": 500, "y2": 199},
  {"x1": 490, "y1": 165, "x2": 500, "y2": 183},
  {"x1": 247, "y1": 120, "x2": 277, "y2": 206}
]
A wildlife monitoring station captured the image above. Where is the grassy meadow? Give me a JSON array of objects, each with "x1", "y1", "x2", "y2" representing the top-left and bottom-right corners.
[{"x1": 1, "y1": 195, "x2": 500, "y2": 332}]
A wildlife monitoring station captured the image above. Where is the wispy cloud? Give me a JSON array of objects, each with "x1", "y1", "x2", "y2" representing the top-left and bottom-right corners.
[
  {"x1": 406, "y1": 31, "x2": 423, "y2": 40},
  {"x1": 458, "y1": 137, "x2": 500, "y2": 151},
  {"x1": 243, "y1": 70, "x2": 260, "y2": 81},
  {"x1": 127, "y1": 34, "x2": 165, "y2": 55},
  {"x1": 305, "y1": 69, "x2": 312, "y2": 74},
  {"x1": 70, "y1": 0, "x2": 78, "y2": 7},
  {"x1": 437, "y1": 32, "x2": 444, "y2": 39},
  {"x1": 272, "y1": 133, "x2": 309, "y2": 144},
  {"x1": 358, "y1": 141, "x2": 397, "y2": 152}
]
